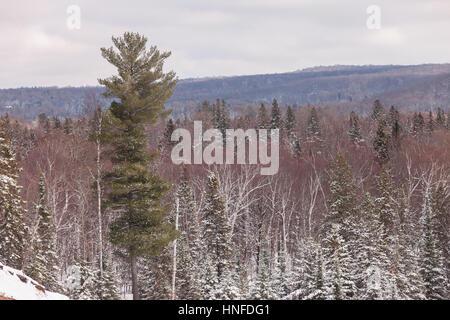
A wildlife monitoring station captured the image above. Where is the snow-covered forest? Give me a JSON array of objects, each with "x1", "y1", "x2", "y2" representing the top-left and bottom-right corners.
[
  {"x1": 0, "y1": 32, "x2": 449, "y2": 301},
  {"x1": 1, "y1": 97, "x2": 449, "y2": 300}
]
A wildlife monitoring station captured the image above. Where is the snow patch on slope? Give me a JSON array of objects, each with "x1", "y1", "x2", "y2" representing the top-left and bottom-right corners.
[{"x1": 0, "y1": 263, "x2": 68, "y2": 300}]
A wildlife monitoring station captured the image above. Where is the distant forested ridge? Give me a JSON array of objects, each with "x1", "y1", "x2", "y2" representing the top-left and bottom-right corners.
[{"x1": 1, "y1": 64, "x2": 450, "y2": 120}]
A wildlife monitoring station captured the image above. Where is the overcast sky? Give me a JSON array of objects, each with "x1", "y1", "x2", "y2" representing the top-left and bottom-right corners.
[{"x1": 1, "y1": 0, "x2": 449, "y2": 88}]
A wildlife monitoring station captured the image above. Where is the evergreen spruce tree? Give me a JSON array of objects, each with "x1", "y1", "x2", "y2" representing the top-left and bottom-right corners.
[
  {"x1": 38, "y1": 113, "x2": 47, "y2": 127},
  {"x1": 270, "y1": 98, "x2": 283, "y2": 130},
  {"x1": 373, "y1": 170, "x2": 403, "y2": 298},
  {"x1": 293, "y1": 136, "x2": 302, "y2": 158},
  {"x1": 396, "y1": 195, "x2": 425, "y2": 299},
  {"x1": 177, "y1": 239, "x2": 201, "y2": 299},
  {"x1": 138, "y1": 253, "x2": 172, "y2": 300},
  {"x1": 310, "y1": 246, "x2": 326, "y2": 300},
  {"x1": 325, "y1": 154, "x2": 357, "y2": 229},
  {"x1": 391, "y1": 117, "x2": 402, "y2": 151},
  {"x1": 387, "y1": 106, "x2": 399, "y2": 125},
  {"x1": 436, "y1": 108, "x2": 446, "y2": 129},
  {"x1": 25, "y1": 174, "x2": 60, "y2": 291},
  {"x1": 66, "y1": 261, "x2": 97, "y2": 300},
  {"x1": 211, "y1": 99, "x2": 218, "y2": 127},
  {"x1": 290, "y1": 237, "x2": 309, "y2": 299},
  {"x1": 199, "y1": 253, "x2": 219, "y2": 299},
  {"x1": 201, "y1": 173, "x2": 233, "y2": 299},
  {"x1": 446, "y1": 111, "x2": 450, "y2": 130},
  {"x1": 322, "y1": 154, "x2": 357, "y2": 299},
  {"x1": 200, "y1": 100, "x2": 211, "y2": 113},
  {"x1": 98, "y1": 32, "x2": 178, "y2": 300},
  {"x1": 387, "y1": 105, "x2": 401, "y2": 149},
  {"x1": 412, "y1": 112, "x2": 425, "y2": 136},
  {"x1": 426, "y1": 111, "x2": 434, "y2": 134},
  {"x1": 271, "y1": 246, "x2": 290, "y2": 299},
  {"x1": 373, "y1": 121, "x2": 390, "y2": 164},
  {"x1": 0, "y1": 120, "x2": 28, "y2": 269},
  {"x1": 91, "y1": 255, "x2": 121, "y2": 300},
  {"x1": 53, "y1": 117, "x2": 61, "y2": 129},
  {"x1": 375, "y1": 167, "x2": 397, "y2": 238},
  {"x1": 63, "y1": 118, "x2": 73, "y2": 134},
  {"x1": 419, "y1": 187, "x2": 447, "y2": 299},
  {"x1": 371, "y1": 99, "x2": 385, "y2": 122},
  {"x1": 217, "y1": 100, "x2": 230, "y2": 144},
  {"x1": 405, "y1": 117, "x2": 413, "y2": 135},
  {"x1": 307, "y1": 106, "x2": 321, "y2": 141},
  {"x1": 355, "y1": 193, "x2": 386, "y2": 299},
  {"x1": 95, "y1": 260, "x2": 121, "y2": 300},
  {"x1": 163, "y1": 118, "x2": 176, "y2": 147},
  {"x1": 218, "y1": 260, "x2": 240, "y2": 300},
  {"x1": 44, "y1": 118, "x2": 51, "y2": 133},
  {"x1": 295, "y1": 238, "x2": 325, "y2": 300},
  {"x1": 323, "y1": 223, "x2": 354, "y2": 300},
  {"x1": 257, "y1": 103, "x2": 269, "y2": 130},
  {"x1": 234, "y1": 253, "x2": 249, "y2": 299},
  {"x1": 175, "y1": 168, "x2": 201, "y2": 299},
  {"x1": 251, "y1": 242, "x2": 275, "y2": 299},
  {"x1": 348, "y1": 111, "x2": 362, "y2": 143},
  {"x1": 432, "y1": 185, "x2": 450, "y2": 290},
  {"x1": 284, "y1": 105, "x2": 296, "y2": 138},
  {"x1": 77, "y1": 265, "x2": 97, "y2": 300}
]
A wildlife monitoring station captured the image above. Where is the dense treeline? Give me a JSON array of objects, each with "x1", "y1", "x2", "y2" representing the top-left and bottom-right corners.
[{"x1": 0, "y1": 95, "x2": 449, "y2": 299}]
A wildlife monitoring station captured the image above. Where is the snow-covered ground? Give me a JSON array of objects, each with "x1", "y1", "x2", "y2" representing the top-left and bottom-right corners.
[{"x1": 0, "y1": 263, "x2": 68, "y2": 300}]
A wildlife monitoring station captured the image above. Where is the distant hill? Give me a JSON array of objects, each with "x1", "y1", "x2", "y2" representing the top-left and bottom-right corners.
[{"x1": 1, "y1": 64, "x2": 449, "y2": 120}]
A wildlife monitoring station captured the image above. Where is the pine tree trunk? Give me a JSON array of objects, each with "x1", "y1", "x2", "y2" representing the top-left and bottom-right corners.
[{"x1": 131, "y1": 254, "x2": 139, "y2": 300}]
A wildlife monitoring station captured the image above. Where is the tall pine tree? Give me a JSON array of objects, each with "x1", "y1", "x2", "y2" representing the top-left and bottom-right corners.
[{"x1": 99, "y1": 32, "x2": 178, "y2": 300}]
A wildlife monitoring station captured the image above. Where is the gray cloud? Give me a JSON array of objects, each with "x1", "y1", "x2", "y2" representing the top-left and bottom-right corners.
[{"x1": 1, "y1": 0, "x2": 449, "y2": 88}]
